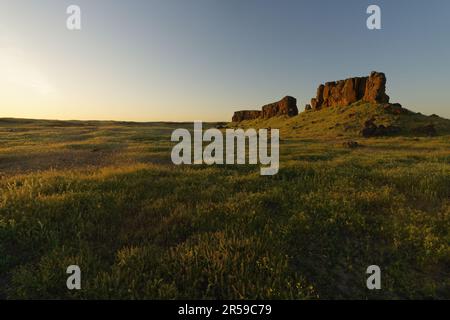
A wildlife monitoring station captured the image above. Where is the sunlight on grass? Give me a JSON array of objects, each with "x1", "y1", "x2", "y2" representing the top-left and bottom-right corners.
[{"x1": 0, "y1": 118, "x2": 449, "y2": 299}]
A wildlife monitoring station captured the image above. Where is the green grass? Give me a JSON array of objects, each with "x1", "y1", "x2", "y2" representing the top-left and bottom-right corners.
[
  {"x1": 231, "y1": 101, "x2": 450, "y2": 138},
  {"x1": 0, "y1": 117, "x2": 449, "y2": 299}
]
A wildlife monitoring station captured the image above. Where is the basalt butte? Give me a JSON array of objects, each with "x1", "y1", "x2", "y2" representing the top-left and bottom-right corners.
[{"x1": 232, "y1": 71, "x2": 390, "y2": 122}]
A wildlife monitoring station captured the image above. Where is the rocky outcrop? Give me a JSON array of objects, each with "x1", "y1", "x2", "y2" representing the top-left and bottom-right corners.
[
  {"x1": 262, "y1": 96, "x2": 298, "y2": 118},
  {"x1": 311, "y1": 71, "x2": 390, "y2": 109},
  {"x1": 360, "y1": 118, "x2": 401, "y2": 137},
  {"x1": 411, "y1": 124, "x2": 437, "y2": 136},
  {"x1": 232, "y1": 96, "x2": 298, "y2": 122},
  {"x1": 232, "y1": 110, "x2": 261, "y2": 122},
  {"x1": 382, "y1": 103, "x2": 409, "y2": 115}
]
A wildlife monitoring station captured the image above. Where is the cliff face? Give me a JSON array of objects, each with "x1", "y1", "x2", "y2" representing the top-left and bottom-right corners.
[
  {"x1": 262, "y1": 96, "x2": 298, "y2": 118},
  {"x1": 232, "y1": 110, "x2": 262, "y2": 122},
  {"x1": 310, "y1": 71, "x2": 389, "y2": 109},
  {"x1": 232, "y1": 96, "x2": 298, "y2": 122}
]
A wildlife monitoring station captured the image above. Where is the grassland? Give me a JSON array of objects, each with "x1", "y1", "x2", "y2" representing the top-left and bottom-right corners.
[
  {"x1": 232, "y1": 101, "x2": 450, "y2": 138},
  {"x1": 0, "y1": 112, "x2": 449, "y2": 299}
]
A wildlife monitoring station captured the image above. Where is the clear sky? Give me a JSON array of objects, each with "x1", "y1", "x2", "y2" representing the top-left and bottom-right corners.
[{"x1": 1, "y1": 0, "x2": 449, "y2": 121}]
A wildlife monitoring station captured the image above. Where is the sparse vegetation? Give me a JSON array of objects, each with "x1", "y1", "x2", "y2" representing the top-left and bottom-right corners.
[
  {"x1": 233, "y1": 101, "x2": 450, "y2": 138},
  {"x1": 0, "y1": 112, "x2": 449, "y2": 299}
]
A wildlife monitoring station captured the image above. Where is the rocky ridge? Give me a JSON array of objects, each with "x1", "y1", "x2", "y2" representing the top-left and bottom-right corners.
[{"x1": 232, "y1": 96, "x2": 298, "y2": 122}]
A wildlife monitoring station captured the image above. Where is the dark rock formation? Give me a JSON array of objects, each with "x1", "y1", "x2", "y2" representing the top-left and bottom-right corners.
[
  {"x1": 411, "y1": 124, "x2": 437, "y2": 136},
  {"x1": 232, "y1": 110, "x2": 261, "y2": 122},
  {"x1": 304, "y1": 104, "x2": 312, "y2": 111},
  {"x1": 232, "y1": 96, "x2": 298, "y2": 122},
  {"x1": 360, "y1": 118, "x2": 401, "y2": 137},
  {"x1": 363, "y1": 72, "x2": 390, "y2": 104},
  {"x1": 262, "y1": 96, "x2": 298, "y2": 118},
  {"x1": 382, "y1": 103, "x2": 409, "y2": 115},
  {"x1": 311, "y1": 71, "x2": 390, "y2": 109},
  {"x1": 343, "y1": 141, "x2": 360, "y2": 148}
]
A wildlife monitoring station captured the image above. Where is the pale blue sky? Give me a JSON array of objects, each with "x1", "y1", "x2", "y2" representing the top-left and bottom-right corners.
[{"x1": 1, "y1": 0, "x2": 449, "y2": 121}]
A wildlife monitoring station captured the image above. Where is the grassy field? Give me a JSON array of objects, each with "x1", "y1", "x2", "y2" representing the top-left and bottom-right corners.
[{"x1": 0, "y1": 115, "x2": 449, "y2": 299}]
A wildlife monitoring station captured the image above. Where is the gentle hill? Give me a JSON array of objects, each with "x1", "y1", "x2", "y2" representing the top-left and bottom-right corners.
[
  {"x1": 229, "y1": 72, "x2": 450, "y2": 139},
  {"x1": 229, "y1": 101, "x2": 450, "y2": 139}
]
